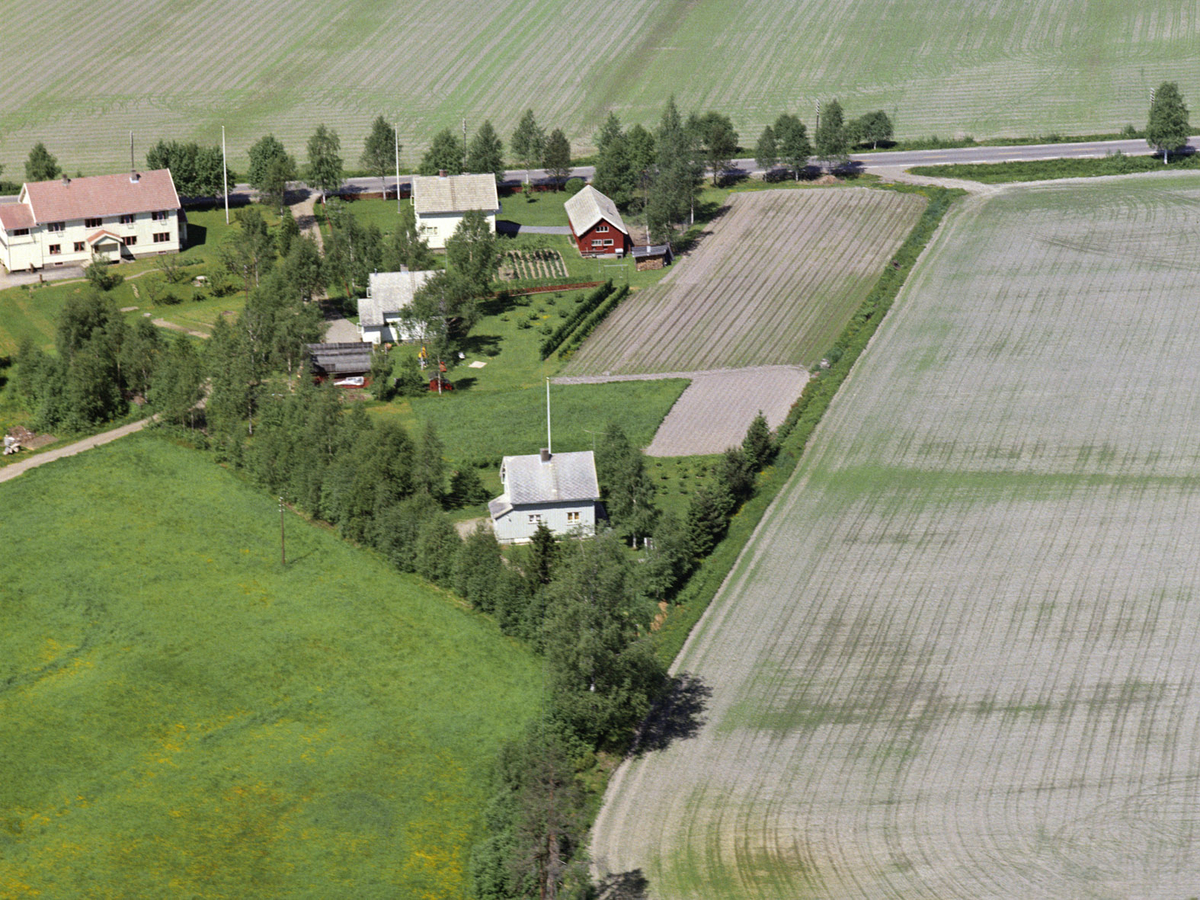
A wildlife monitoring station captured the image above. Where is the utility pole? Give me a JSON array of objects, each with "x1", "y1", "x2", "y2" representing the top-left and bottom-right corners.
[
  {"x1": 222, "y1": 126, "x2": 230, "y2": 224},
  {"x1": 815, "y1": 99, "x2": 821, "y2": 135},
  {"x1": 394, "y1": 120, "x2": 401, "y2": 213},
  {"x1": 279, "y1": 496, "x2": 286, "y2": 566},
  {"x1": 546, "y1": 377, "x2": 552, "y2": 454},
  {"x1": 462, "y1": 117, "x2": 468, "y2": 171}
]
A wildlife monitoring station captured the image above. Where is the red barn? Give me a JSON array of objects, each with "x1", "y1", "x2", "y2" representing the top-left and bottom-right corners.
[{"x1": 564, "y1": 185, "x2": 631, "y2": 257}]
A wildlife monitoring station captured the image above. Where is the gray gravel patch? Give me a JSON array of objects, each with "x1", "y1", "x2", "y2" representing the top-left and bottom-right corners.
[{"x1": 644, "y1": 366, "x2": 809, "y2": 457}]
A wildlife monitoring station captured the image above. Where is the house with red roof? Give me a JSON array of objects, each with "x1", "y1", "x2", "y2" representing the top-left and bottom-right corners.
[
  {"x1": 564, "y1": 185, "x2": 630, "y2": 257},
  {"x1": 0, "y1": 169, "x2": 185, "y2": 273}
]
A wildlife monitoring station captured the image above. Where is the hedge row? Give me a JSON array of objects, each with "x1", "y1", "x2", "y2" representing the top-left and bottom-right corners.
[
  {"x1": 536, "y1": 280, "x2": 613, "y2": 358},
  {"x1": 655, "y1": 184, "x2": 962, "y2": 666},
  {"x1": 557, "y1": 284, "x2": 630, "y2": 359}
]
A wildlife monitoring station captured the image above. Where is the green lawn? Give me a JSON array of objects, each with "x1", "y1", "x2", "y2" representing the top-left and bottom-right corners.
[
  {"x1": 0, "y1": 433, "x2": 541, "y2": 899},
  {"x1": 908, "y1": 151, "x2": 1200, "y2": 183},
  {"x1": 0, "y1": 205, "x2": 250, "y2": 355}
]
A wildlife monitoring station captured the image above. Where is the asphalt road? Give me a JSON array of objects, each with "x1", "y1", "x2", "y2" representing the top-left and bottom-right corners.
[
  {"x1": 202, "y1": 135, "x2": 1199, "y2": 203},
  {"x1": 322, "y1": 135, "x2": 1200, "y2": 198}
]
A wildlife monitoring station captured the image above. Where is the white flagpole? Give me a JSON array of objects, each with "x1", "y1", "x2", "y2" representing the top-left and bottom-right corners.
[
  {"x1": 394, "y1": 121, "x2": 401, "y2": 213},
  {"x1": 546, "y1": 377, "x2": 552, "y2": 455},
  {"x1": 222, "y1": 126, "x2": 229, "y2": 224}
]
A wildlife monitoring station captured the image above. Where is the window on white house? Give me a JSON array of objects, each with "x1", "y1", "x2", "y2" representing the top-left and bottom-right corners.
[
  {"x1": 85, "y1": 217, "x2": 102, "y2": 228},
  {"x1": 153, "y1": 232, "x2": 170, "y2": 243},
  {"x1": 49, "y1": 244, "x2": 61, "y2": 254},
  {"x1": 151, "y1": 210, "x2": 170, "y2": 221},
  {"x1": 123, "y1": 235, "x2": 137, "y2": 246},
  {"x1": 567, "y1": 511, "x2": 580, "y2": 523},
  {"x1": 528, "y1": 514, "x2": 542, "y2": 524},
  {"x1": 47, "y1": 222, "x2": 64, "y2": 232},
  {"x1": 120, "y1": 214, "x2": 135, "y2": 225},
  {"x1": 73, "y1": 242, "x2": 85, "y2": 252},
  {"x1": 13, "y1": 228, "x2": 28, "y2": 236}
]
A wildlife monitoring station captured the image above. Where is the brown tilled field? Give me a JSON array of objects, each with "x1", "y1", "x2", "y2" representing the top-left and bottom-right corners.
[
  {"x1": 593, "y1": 175, "x2": 1200, "y2": 899},
  {"x1": 563, "y1": 188, "x2": 925, "y2": 376}
]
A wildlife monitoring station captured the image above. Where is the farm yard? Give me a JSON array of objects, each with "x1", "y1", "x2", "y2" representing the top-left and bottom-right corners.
[
  {"x1": 498, "y1": 248, "x2": 569, "y2": 282},
  {"x1": 564, "y1": 188, "x2": 925, "y2": 376},
  {"x1": 592, "y1": 174, "x2": 1200, "y2": 898},
  {"x1": 1, "y1": 0, "x2": 1196, "y2": 175},
  {"x1": 0, "y1": 435, "x2": 541, "y2": 898}
]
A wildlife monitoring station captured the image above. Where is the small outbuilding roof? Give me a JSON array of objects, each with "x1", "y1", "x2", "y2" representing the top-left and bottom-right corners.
[
  {"x1": 499, "y1": 450, "x2": 600, "y2": 506},
  {"x1": 306, "y1": 342, "x2": 373, "y2": 376},
  {"x1": 412, "y1": 173, "x2": 501, "y2": 216},
  {"x1": 564, "y1": 185, "x2": 628, "y2": 237},
  {"x1": 632, "y1": 243, "x2": 673, "y2": 260},
  {"x1": 359, "y1": 270, "x2": 437, "y2": 327},
  {"x1": 22, "y1": 170, "x2": 180, "y2": 224}
]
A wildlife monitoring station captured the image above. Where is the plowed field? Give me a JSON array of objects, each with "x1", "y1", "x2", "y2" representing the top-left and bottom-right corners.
[
  {"x1": 2, "y1": 1, "x2": 1196, "y2": 174},
  {"x1": 592, "y1": 174, "x2": 1200, "y2": 899},
  {"x1": 564, "y1": 189, "x2": 925, "y2": 376}
]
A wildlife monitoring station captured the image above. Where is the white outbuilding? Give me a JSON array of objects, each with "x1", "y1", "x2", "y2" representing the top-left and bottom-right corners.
[
  {"x1": 358, "y1": 270, "x2": 437, "y2": 344},
  {"x1": 489, "y1": 449, "x2": 601, "y2": 543},
  {"x1": 411, "y1": 172, "x2": 501, "y2": 250}
]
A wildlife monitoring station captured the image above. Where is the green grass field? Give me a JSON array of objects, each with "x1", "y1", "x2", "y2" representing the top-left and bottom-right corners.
[
  {"x1": 2, "y1": 1, "x2": 1193, "y2": 176},
  {"x1": 0, "y1": 434, "x2": 541, "y2": 898}
]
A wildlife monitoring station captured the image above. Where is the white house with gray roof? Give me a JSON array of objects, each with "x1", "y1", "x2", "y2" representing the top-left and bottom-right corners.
[
  {"x1": 358, "y1": 270, "x2": 437, "y2": 344},
  {"x1": 412, "y1": 173, "x2": 501, "y2": 250},
  {"x1": 489, "y1": 449, "x2": 601, "y2": 543}
]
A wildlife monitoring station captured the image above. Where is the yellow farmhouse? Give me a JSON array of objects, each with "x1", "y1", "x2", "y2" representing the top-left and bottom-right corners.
[{"x1": 0, "y1": 169, "x2": 185, "y2": 273}]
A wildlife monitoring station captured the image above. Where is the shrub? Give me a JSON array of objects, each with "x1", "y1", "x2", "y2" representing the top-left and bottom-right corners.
[
  {"x1": 84, "y1": 256, "x2": 124, "y2": 291},
  {"x1": 565, "y1": 177, "x2": 585, "y2": 195}
]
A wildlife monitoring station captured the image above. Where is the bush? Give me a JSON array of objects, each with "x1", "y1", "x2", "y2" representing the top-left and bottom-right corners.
[
  {"x1": 84, "y1": 256, "x2": 124, "y2": 291},
  {"x1": 538, "y1": 280, "x2": 613, "y2": 358},
  {"x1": 564, "y1": 177, "x2": 585, "y2": 195},
  {"x1": 559, "y1": 284, "x2": 629, "y2": 357}
]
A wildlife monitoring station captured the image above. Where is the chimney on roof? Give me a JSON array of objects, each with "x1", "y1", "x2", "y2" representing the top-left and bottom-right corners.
[
  {"x1": 540, "y1": 448, "x2": 551, "y2": 463},
  {"x1": 130, "y1": 172, "x2": 140, "y2": 183},
  {"x1": 438, "y1": 169, "x2": 448, "y2": 178},
  {"x1": 61, "y1": 176, "x2": 70, "y2": 186}
]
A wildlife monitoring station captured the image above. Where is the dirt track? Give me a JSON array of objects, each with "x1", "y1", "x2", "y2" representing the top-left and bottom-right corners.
[{"x1": 0, "y1": 418, "x2": 151, "y2": 484}]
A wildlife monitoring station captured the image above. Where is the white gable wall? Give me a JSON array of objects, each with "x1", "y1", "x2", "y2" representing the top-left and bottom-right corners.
[
  {"x1": 492, "y1": 500, "x2": 597, "y2": 544},
  {"x1": 415, "y1": 210, "x2": 497, "y2": 250}
]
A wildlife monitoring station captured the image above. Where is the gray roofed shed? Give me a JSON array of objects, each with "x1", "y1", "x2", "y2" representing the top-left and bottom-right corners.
[{"x1": 306, "y1": 342, "x2": 372, "y2": 376}]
